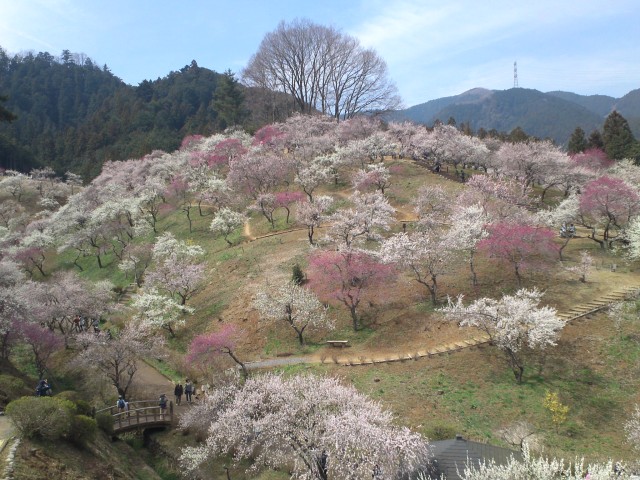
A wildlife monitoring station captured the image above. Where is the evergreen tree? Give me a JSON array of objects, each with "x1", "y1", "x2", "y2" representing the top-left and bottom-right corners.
[
  {"x1": 212, "y1": 70, "x2": 247, "y2": 131},
  {"x1": 587, "y1": 129, "x2": 604, "y2": 150},
  {"x1": 602, "y1": 110, "x2": 636, "y2": 160},
  {"x1": 567, "y1": 126, "x2": 587, "y2": 154},
  {"x1": 0, "y1": 95, "x2": 16, "y2": 123}
]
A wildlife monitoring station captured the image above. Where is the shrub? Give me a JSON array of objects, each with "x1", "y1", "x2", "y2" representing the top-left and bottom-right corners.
[
  {"x1": 0, "y1": 374, "x2": 27, "y2": 400},
  {"x1": 426, "y1": 424, "x2": 458, "y2": 440},
  {"x1": 291, "y1": 263, "x2": 305, "y2": 285},
  {"x1": 95, "y1": 412, "x2": 114, "y2": 435},
  {"x1": 55, "y1": 391, "x2": 93, "y2": 416},
  {"x1": 70, "y1": 414, "x2": 97, "y2": 446},
  {"x1": 6, "y1": 396, "x2": 75, "y2": 440}
]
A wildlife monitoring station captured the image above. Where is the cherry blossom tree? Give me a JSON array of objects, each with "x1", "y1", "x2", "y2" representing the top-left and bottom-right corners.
[
  {"x1": 308, "y1": 249, "x2": 395, "y2": 331},
  {"x1": 479, "y1": 223, "x2": 558, "y2": 286},
  {"x1": 131, "y1": 288, "x2": 193, "y2": 337},
  {"x1": 380, "y1": 232, "x2": 455, "y2": 305},
  {"x1": 76, "y1": 322, "x2": 162, "y2": 398},
  {"x1": 254, "y1": 281, "x2": 334, "y2": 345},
  {"x1": 210, "y1": 208, "x2": 246, "y2": 246},
  {"x1": 440, "y1": 288, "x2": 565, "y2": 383},
  {"x1": 179, "y1": 373, "x2": 430, "y2": 479},
  {"x1": 296, "y1": 196, "x2": 333, "y2": 245},
  {"x1": 186, "y1": 324, "x2": 248, "y2": 379}
]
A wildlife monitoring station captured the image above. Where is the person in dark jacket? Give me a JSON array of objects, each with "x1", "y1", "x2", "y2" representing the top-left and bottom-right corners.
[{"x1": 174, "y1": 383, "x2": 183, "y2": 406}]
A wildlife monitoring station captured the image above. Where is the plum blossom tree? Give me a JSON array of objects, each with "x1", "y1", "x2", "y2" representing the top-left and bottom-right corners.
[
  {"x1": 625, "y1": 404, "x2": 640, "y2": 451},
  {"x1": 326, "y1": 191, "x2": 395, "y2": 248},
  {"x1": 18, "y1": 322, "x2": 63, "y2": 379},
  {"x1": 479, "y1": 223, "x2": 558, "y2": 286},
  {"x1": 275, "y1": 191, "x2": 305, "y2": 224},
  {"x1": 446, "y1": 204, "x2": 488, "y2": 286},
  {"x1": 186, "y1": 324, "x2": 248, "y2": 379},
  {"x1": 118, "y1": 243, "x2": 153, "y2": 287},
  {"x1": 579, "y1": 175, "x2": 640, "y2": 247},
  {"x1": 254, "y1": 281, "x2": 334, "y2": 345},
  {"x1": 179, "y1": 373, "x2": 430, "y2": 480},
  {"x1": 131, "y1": 288, "x2": 193, "y2": 337},
  {"x1": 228, "y1": 147, "x2": 289, "y2": 199},
  {"x1": 308, "y1": 249, "x2": 395, "y2": 331},
  {"x1": 0, "y1": 260, "x2": 27, "y2": 359},
  {"x1": 380, "y1": 232, "x2": 455, "y2": 305},
  {"x1": 210, "y1": 208, "x2": 246, "y2": 246},
  {"x1": 564, "y1": 251, "x2": 594, "y2": 283},
  {"x1": 440, "y1": 288, "x2": 565, "y2": 383},
  {"x1": 296, "y1": 195, "x2": 333, "y2": 245},
  {"x1": 76, "y1": 322, "x2": 162, "y2": 398},
  {"x1": 145, "y1": 232, "x2": 205, "y2": 305},
  {"x1": 352, "y1": 163, "x2": 391, "y2": 194},
  {"x1": 432, "y1": 444, "x2": 631, "y2": 480}
]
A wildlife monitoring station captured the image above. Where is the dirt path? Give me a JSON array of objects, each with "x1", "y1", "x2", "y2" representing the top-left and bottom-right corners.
[{"x1": 243, "y1": 220, "x2": 255, "y2": 240}]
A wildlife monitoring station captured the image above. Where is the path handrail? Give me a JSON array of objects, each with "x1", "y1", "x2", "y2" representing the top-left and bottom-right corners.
[{"x1": 95, "y1": 399, "x2": 167, "y2": 416}]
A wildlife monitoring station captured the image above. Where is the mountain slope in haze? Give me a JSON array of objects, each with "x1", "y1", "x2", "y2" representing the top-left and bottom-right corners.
[
  {"x1": 393, "y1": 88, "x2": 608, "y2": 145},
  {"x1": 545, "y1": 91, "x2": 616, "y2": 117}
]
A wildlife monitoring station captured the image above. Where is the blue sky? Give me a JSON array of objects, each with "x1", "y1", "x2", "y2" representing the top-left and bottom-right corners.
[{"x1": 1, "y1": 0, "x2": 638, "y2": 107}]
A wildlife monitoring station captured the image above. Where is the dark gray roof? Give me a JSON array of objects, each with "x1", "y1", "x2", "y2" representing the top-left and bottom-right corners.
[{"x1": 427, "y1": 435, "x2": 522, "y2": 480}]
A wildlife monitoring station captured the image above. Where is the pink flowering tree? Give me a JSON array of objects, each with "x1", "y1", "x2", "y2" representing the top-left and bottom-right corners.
[
  {"x1": 308, "y1": 249, "x2": 396, "y2": 331},
  {"x1": 208, "y1": 138, "x2": 247, "y2": 169},
  {"x1": 18, "y1": 322, "x2": 64, "y2": 379},
  {"x1": 579, "y1": 175, "x2": 640, "y2": 248},
  {"x1": 479, "y1": 223, "x2": 558, "y2": 286},
  {"x1": 179, "y1": 373, "x2": 430, "y2": 479},
  {"x1": 352, "y1": 163, "x2": 391, "y2": 194},
  {"x1": 440, "y1": 288, "x2": 565, "y2": 383},
  {"x1": 228, "y1": 148, "x2": 290, "y2": 200},
  {"x1": 275, "y1": 191, "x2": 305, "y2": 224},
  {"x1": 570, "y1": 148, "x2": 613, "y2": 173},
  {"x1": 254, "y1": 281, "x2": 334, "y2": 345},
  {"x1": 186, "y1": 324, "x2": 247, "y2": 379}
]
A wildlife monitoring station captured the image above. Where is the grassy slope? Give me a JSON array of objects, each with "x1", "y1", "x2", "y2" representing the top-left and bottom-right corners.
[{"x1": 7, "y1": 158, "x2": 640, "y2": 470}]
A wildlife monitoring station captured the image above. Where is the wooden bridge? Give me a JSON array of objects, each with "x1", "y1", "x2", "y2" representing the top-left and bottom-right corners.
[{"x1": 96, "y1": 399, "x2": 173, "y2": 434}]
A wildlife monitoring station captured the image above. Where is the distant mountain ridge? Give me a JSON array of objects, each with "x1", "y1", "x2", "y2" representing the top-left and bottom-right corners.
[{"x1": 390, "y1": 87, "x2": 640, "y2": 146}]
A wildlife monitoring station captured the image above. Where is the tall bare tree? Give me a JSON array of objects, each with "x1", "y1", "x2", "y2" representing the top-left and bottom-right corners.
[{"x1": 243, "y1": 19, "x2": 401, "y2": 120}]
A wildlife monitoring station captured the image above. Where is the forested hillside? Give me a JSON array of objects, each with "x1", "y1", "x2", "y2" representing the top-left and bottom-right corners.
[{"x1": 0, "y1": 48, "x2": 292, "y2": 179}]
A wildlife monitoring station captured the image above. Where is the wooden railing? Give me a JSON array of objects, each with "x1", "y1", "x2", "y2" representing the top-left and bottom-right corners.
[{"x1": 96, "y1": 399, "x2": 173, "y2": 433}]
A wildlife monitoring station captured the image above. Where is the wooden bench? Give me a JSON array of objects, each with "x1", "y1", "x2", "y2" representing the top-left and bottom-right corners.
[{"x1": 326, "y1": 340, "x2": 350, "y2": 348}]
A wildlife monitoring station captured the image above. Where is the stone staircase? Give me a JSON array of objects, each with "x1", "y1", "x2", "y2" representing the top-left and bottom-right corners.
[
  {"x1": 118, "y1": 283, "x2": 139, "y2": 304},
  {"x1": 340, "y1": 284, "x2": 640, "y2": 367}
]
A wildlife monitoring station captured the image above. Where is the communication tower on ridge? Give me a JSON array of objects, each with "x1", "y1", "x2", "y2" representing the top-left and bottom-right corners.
[{"x1": 513, "y1": 61, "x2": 519, "y2": 88}]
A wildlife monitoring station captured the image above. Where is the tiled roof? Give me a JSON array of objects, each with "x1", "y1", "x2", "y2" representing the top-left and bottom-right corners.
[{"x1": 426, "y1": 435, "x2": 522, "y2": 480}]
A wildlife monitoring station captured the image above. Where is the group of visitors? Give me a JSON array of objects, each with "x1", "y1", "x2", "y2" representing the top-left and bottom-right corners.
[
  {"x1": 71, "y1": 315, "x2": 101, "y2": 333},
  {"x1": 173, "y1": 379, "x2": 194, "y2": 405}
]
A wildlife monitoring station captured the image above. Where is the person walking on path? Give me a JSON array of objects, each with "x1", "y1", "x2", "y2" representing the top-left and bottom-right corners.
[
  {"x1": 184, "y1": 379, "x2": 193, "y2": 403},
  {"x1": 159, "y1": 393, "x2": 168, "y2": 419},
  {"x1": 174, "y1": 383, "x2": 183, "y2": 406},
  {"x1": 117, "y1": 396, "x2": 126, "y2": 414}
]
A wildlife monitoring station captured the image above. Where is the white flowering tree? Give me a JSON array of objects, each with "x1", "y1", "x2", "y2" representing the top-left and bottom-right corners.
[
  {"x1": 296, "y1": 195, "x2": 334, "y2": 245},
  {"x1": 76, "y1": 321, "x2": 163, "y2": 399},
  {"x1": 179, "y1": 373, "x2": 430, "y2": 480},
  {"x1": 254, "y1": 281, "x2": 334, "y2": 345},
  {"x1": 326, "y1": 191, "x2": 395, "y2": 248},
  {"x1": 446, "y1": 204, "x2": 488, "y2": 286},
  {"x1": 421, "y1": 444, "x2": 631, "y2": 480},
  {"x1": 564, "y1": 250, "x2": 594, "y2": 283},
  {"x1": 380, "y1": 231, "x2": 456, "y2": 305},
  {"x1": 131, "y1": 288, "x2": 193, "y2": 337},
  {"x1": 210, "y1": 208, "x2": 246, "y2": 246},
  {"x1": 440, "y1": 288, "x2": 566, "y2": 383}
]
